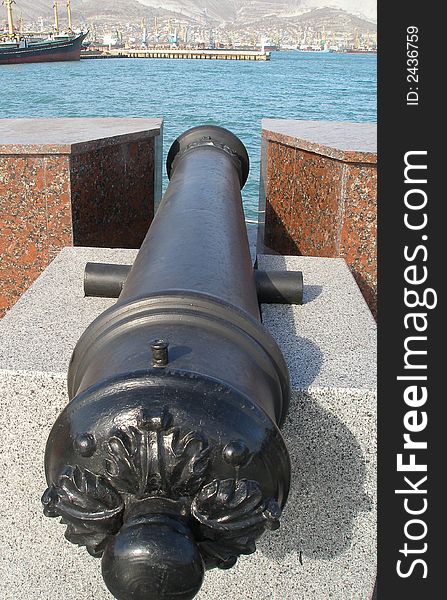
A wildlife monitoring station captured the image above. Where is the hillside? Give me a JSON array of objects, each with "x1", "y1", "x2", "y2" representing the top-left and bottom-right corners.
[
  {"x1": 4, "y1": 0, "x2": 376, "y2": 29},
  {"x1": 2, "y1": 1, "x2": 181, "y2": 24},
  {"x1": 136, "y1": 1, "x2": 306, "y2": 23}
]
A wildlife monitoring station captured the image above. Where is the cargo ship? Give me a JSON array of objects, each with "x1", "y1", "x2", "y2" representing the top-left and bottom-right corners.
[{"x1": 0, "y1": 1, "x2": 87, "y2": 65}]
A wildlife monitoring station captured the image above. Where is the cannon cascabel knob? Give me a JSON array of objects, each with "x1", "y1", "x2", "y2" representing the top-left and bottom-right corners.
[{"x1": 101, "y1": 516, "x2": 204, "y2": 600}]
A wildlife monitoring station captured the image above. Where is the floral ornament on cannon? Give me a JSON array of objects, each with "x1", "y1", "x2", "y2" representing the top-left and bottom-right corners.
[{"x1": 43, "y1": 409, "x2": 282, "y2": 600}]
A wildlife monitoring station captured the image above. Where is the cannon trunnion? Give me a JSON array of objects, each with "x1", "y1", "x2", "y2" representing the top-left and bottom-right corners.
[{"x1": 43, "y1": 126, "x2": 292, "y2": 600}]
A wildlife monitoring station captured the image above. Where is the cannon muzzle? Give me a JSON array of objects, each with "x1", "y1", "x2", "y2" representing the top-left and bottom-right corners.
[{"x1": 43, "y1": 126, "x2": 292, "y2": 600}]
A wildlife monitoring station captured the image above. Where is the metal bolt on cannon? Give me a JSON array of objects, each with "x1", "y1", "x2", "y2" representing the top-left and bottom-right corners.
[{"x1": 42, "y1": 126, "x2": 300, "y2": 600}]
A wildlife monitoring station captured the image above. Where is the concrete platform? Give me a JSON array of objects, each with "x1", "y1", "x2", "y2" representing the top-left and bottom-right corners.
[{"x1": 0, "y1": 248, "x2": 376, "y2": 599}]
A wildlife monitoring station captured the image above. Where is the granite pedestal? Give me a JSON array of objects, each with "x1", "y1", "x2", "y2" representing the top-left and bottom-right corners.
[
  {"x1": 0, "y1": 118, "x2": 163, "y2": 316},
  {"x1": 259, "y1": 119, "x2": 377, "y2": 316},
  {"x1": 0, "y1": 247, "x2": 376, "y2": 599}
]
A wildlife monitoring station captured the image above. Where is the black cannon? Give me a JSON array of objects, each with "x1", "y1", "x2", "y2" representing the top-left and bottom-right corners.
[{"x1": 42, "y1": 126, "x2": 299, "y2": 600}]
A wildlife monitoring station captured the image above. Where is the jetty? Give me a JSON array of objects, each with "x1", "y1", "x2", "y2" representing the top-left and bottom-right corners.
[{"x1": 81, "y1": 48, "x2": 270, "y2": 61}]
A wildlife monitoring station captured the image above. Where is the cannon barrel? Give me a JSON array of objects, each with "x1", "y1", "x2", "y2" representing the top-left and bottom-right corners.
[{"x1": 42, "y1": 126, "x2": 292, "y2": 600}]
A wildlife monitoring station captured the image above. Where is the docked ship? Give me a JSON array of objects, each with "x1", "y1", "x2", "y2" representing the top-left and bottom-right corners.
[{"x1": 0, "y1": 0, "x2": 88, "y2": 65}]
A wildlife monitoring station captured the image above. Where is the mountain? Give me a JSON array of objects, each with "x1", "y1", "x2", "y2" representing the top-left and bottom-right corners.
[
  {"x1": 4, "y1": 0, "x2": 376, "y2": 29},
  {"x1": 305, "y1": 1, "x2": 376, "y2": 22},
  {"x1": 52, "y1": 1, "x2": 307, "y2": 25},
  {"x1": 136, "y1": 1, "x2": 305, "y2": 24},
  {"x1": 135, "y1": 0, "x2": 376, "y2": 23},
  {"x1": 269, "y1": 7, "x2": 376, "y2": 33},
  {"x1": 2, "y1": 1, "x2": 183, "y2": 23}
]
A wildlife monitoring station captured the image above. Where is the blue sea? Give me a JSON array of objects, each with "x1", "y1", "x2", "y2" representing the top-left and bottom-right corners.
[{"x1": 1, "y1": 51, "x2": 376, "y2": 221}]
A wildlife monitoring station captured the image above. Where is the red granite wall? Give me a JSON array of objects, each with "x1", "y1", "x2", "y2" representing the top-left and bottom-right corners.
[
  {"x1": 263, "y1": 140, "x2": 377, "y2": 315},
  {"x1": 70, "y1": 138, "x2": 155, "y2": 248},
  {"x1": 1, "y1": 134, "x2": 159, "y2": 317},
  {"x1": 0, "y1": 154, "x2": 72, "y2": 316},
  {"x1": 339, "y1": 163, "x2": 377, "y2": 312}
]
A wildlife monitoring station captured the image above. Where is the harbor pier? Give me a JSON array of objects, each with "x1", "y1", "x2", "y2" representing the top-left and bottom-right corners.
[{"x1": 81, "y1": 48, "x2": 271, "y2": 61}]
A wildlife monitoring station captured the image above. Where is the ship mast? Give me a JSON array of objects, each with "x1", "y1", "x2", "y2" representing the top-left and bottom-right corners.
[
  {"x1": 53, "y1": 1, "x2": 59, "y2": 35},
  {"x1": 3, "y1": 0, "x2": 16, "y2": 38},
  {"x1": 67, "y1": 0, "x2": 72, "y2": 32}
]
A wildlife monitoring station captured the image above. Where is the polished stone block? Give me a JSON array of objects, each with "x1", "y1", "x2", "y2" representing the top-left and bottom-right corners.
[
  {"x1": 0, "y1": 118, "x2": 163, "y2": 316},
  {"x1": 259, "y1": 118, "x2": 377, "y2": 316}
]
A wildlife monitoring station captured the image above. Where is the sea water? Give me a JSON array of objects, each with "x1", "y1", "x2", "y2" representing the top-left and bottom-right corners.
[{"x1": 1, "y1": 51, "x2": 376, "y2": 221}]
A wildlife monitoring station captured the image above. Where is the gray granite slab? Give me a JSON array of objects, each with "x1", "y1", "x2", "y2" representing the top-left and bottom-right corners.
[
  {"x1": 0, "y1": 118, "x2": 163, "y2": 155},
  {"x1": 0, "y1": 248, "x2": 376, "y2": 600},
  {"x1": 262, "y1": 118, "x2": 377, "y2": 163}
]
